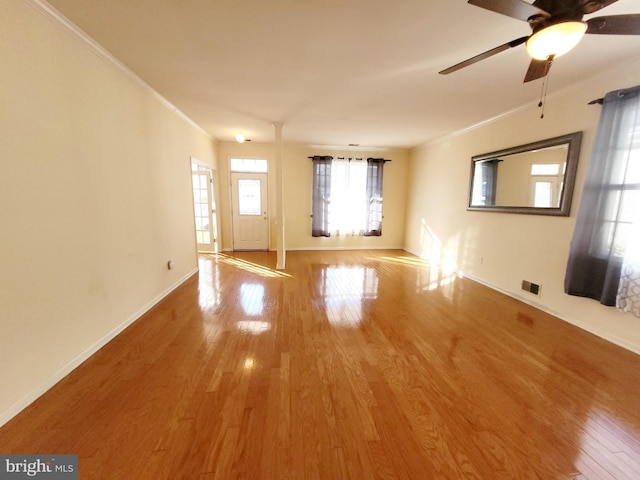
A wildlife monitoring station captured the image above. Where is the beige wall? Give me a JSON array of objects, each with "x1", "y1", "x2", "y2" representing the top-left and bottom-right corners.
[
  {"x1": 0, "y1": 1, "x2": 216, "y2": 424},
  {"x1": 495, "y1": 154, "x2": 532, "y2": 206},
  {"x1": 405, "y1": 57, "x2": 640, "y2": 354},
  {"x1": 216, "y1": 142, "x2": 409, "y2": 252}
]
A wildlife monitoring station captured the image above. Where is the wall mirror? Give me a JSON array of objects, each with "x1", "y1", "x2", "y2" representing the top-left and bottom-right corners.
[{"x1": 468, "y1": 131, "x2": 582, "y2": 216}]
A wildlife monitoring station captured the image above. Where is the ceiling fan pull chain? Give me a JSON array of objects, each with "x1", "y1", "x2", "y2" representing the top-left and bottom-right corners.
[
  {"x1": 538, "y1": 74, "x2": 547, "y2": 118},
  {"x1": 538, "y1": 57, "x2": 554, "y2": 119}
]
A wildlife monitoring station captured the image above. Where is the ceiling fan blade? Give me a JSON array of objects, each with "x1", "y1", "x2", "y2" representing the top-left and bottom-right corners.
[
  {"x1": 524, "y1": 58, "x2": 552, "y2": 83},
  {"x1": 580, "y1": 0, "x2": 618, "y2": 15},
  {"x1": 439, "y1": 36, "x2": 528, "y2": 75},
  {"x1": 468, "y1": 0, "x2": 549, "y2": 22},
  {"x1": 587, "y1": 14, "x2": 640, "y2": 35}
]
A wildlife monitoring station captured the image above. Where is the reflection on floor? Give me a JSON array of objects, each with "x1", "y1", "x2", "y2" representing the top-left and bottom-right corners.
[{"x1": 1, "y1": 249, "x2": 640, "y2": 479}]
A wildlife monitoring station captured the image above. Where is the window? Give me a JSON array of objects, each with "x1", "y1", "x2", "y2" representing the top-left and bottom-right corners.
[
  {"x1": 237, "y1": 179, "x2": 262, "y2": 215},
  {"x1": 471, "y1": 159, "x2": 499, "y2": 206},
  {"x1": 530, "y1": 163, "x2": 563, "y2": 208},
  {"x1": 531, "y1": 163, "x2": 561, "y2": 176},
  {"x1": 533, "y1": 181, "x2": 553, "y2": 208},
  {"x1": 230, "y1": 158, "x2": 268, "y2": 173},
  {"x1": 311, "y1": 156, "x2": 386, "y2": 237},
  {"x1": 565, "y1": 85, "x2": 640, "y2": 316}
]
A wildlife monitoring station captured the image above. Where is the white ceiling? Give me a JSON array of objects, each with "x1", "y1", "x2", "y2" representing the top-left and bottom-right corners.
[{"x1": 45, "y1": 0, "x2": 640, "y2": 148}]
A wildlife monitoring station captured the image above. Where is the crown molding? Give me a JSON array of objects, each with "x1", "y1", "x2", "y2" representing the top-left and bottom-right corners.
[{"x1": 24, "y1": 0, "x2": 212, "y2": 139}]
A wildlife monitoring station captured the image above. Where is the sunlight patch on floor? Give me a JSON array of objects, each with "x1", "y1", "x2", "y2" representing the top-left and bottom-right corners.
[
  {"x1": 204, "y1": 253, "x2": 292, "y2": 278},
  {"x1": 374, "y1": 255, "x2": 431, "y2": 268}
]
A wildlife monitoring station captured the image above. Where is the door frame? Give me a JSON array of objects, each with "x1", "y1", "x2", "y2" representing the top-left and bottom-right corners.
[
  {"x1": 191, "y1": 158, "x2": 220, "y2": 253},
  {"x1": 230, "y1": 171, "x2": 269, "y2": 251}
]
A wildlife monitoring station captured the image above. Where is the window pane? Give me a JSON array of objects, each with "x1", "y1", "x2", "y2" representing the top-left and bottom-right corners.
[
  {"x1": 627, "y1": 149, "x2": 640, "y2": 183},
  {"x1": 531, "y1": 164, "x2": 560, "y2": 175},
  {"x1": 311, "y1": 158, "x2": 385, "y2": 237},
  {"x1": 534, "y1": 181, "x2": 552, "y2": 207},
  {"x1": 231, "y1": 158, "x2": 268, "y2": 173},
  {"x1": 238, "y1": 179, "x2": 261, "y2": 215},
  {"x1": 620, "y1": 189, "x2": 640, "y2": 224},
  {"x1": 329, "y1": 160, "x2": 367, "y2": 233}
]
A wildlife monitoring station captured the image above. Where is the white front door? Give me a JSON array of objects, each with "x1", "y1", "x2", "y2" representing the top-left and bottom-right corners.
[{"x1": 231, "y1": 172, "x2": 269, "y2": 250}]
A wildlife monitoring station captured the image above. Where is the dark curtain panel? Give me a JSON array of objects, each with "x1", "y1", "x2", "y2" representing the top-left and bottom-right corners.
[
  {"x1": 565, "y1": 86, "x2": 640, "y2": 306},
  {"x1": 311, "y1": 156, "x2": 332, "y2": 237},
  {"x1": 481, "y1": 159, "x2": 500, "y2": 205},
  {"x1": 364, "y1": 158, "x2": 384, "y2": 236}
]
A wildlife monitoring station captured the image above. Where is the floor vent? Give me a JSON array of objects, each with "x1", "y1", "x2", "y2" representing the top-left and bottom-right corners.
[{"x1": 521, "y1": 280, "x2": 541, "y2": 296}]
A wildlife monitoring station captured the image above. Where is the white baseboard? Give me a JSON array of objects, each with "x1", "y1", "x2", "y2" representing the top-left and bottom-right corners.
[
  {"x1": 461, "y1": 272, "x2": 640, "y2": 357},
  {"x1": 0, "y1": 267, "x2": 199, "y2": 428},
  {"x1": 221, "y1": 246, "x2": 403, "y2": 252},
  {"x1": 403, "y1": 246, "x2": 640, "y2": 356},
  {"x1": 286, "y1": 245, "x2": 404, "y2": 251}
]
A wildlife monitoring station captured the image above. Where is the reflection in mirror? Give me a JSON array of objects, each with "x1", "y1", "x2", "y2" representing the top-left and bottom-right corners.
[{"x1": 468, "y1": 132, "x2": 582, "y2": 216}]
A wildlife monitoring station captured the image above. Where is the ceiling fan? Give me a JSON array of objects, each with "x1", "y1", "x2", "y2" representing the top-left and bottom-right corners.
[{"x1": 440, "y1": 0, "x2": 640, "y2": 82}]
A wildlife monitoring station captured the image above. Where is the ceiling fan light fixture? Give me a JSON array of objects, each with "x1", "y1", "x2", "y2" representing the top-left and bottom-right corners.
[
  {"x1": 235, "y1": 133, "x2": 246, "y2": 143},
  {"x1": 526, "y1": 21, "x2": 587, "y2": 60}
]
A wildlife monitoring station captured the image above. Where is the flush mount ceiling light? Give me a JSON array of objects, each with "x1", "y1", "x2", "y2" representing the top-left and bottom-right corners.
[
  {"x1": 526, "y1": 21, "x2": 588, "y2": 61},
  {"x1": 235, "y1": 133, "x2": 246, "y2": 143}
]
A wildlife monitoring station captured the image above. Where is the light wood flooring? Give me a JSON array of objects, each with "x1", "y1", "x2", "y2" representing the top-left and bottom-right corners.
[{"x1": 1, "y1": 250, "x2": 640, "y2": 479}]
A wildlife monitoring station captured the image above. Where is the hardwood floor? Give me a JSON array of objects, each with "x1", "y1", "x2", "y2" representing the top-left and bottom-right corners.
[{"x1": 1, "y1": 250, "x2": 640, "y2": 479}]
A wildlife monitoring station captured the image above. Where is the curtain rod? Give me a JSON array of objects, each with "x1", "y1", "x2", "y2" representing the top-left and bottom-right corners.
[
  {"x1": 308, "y1": 156, "x2": 391, "y2": 162},
  {"x1": 588, "y1": 84, "x2": 640, "y2": 105}
]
